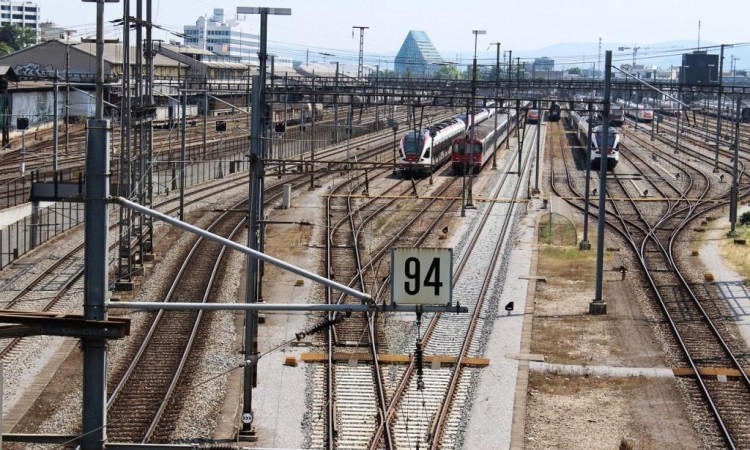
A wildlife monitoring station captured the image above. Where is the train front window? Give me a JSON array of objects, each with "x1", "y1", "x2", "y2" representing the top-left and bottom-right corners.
[
  {"x1": 595, "y1": 133, "x2": 616, "y2": 149},
  {"x1": 403, "y1": 133, "x2": 424, "y2": 156}
]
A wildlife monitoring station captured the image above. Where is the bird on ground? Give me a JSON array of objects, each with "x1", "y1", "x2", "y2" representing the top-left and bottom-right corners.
[
  {"x1": 505, "y1": 301, "x2": 514, "y2": 315},
  {"x1": 592, "y1": 188, "x2": 597, "y2": 196},
  {"x1": 643, "y1": 189, "x2": 649, "y2": 197},
  {"x1": 442, "y1": 226, "x2": 449, "y2": 234}
]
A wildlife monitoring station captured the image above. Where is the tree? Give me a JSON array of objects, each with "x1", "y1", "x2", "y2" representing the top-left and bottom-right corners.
[
  {"x1": 434, "y1": 64, "x2": 462, "y2": 80},
  {"x1": 567, "y1": 67, "x2": 582, "y2": 75},
  {"x1": 0, "y1": 24, "x2": 36, "y2": 56}
]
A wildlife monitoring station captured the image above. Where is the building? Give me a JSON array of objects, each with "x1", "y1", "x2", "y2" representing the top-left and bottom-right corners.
[
  {"x1": 39, "y1": 21, "x2": 70, "y2": 42},
  {"x1": 681, "y1": 50, "x2": 719, "y2": 85},
  {"x1": 0, "y1": 0, "x2": 40, "y2": 42},
  {"x1": 183, "y1": 8, "x2": 260, "y2": 65},
  {"x1": 393, "y1": 30, "x2": 443, "y2": 77},
  {"x1": 531, "y1": 57, "x2": 554, "y2": 77}
]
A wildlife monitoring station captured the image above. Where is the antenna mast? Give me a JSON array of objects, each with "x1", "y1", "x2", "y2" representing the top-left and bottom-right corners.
[{"x1": 352, "y1": 26, "x2": 369, "y2": 79}]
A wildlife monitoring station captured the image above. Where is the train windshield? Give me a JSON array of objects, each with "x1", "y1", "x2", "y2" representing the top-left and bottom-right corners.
[
  {"x1": 594, "y1": 132, "x2": 617, "y2": 149},
  {"x1": 402, "y1": 132, "x2": 425, "y2": 156}
]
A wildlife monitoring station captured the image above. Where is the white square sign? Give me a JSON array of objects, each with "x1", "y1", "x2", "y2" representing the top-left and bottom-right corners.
[{"x1": 391, "y1": 247, "x2": 452, "y2": 305}]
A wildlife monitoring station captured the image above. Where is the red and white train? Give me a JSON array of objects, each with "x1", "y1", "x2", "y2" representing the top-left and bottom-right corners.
[
  {"x1": 450, "y1": 110, "x2": 519, "y2": 174},
  {"x1": 616, "y1": 99, "x2": 654, "y2": 122},
  {"x1": 398, "y1": 105, "x2": 496, "y2": 176}
]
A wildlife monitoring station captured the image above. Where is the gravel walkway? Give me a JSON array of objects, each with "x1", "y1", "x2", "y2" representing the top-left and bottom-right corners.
[{"x1": 700, "y1": 206, "x2": 750, "y2": 347}]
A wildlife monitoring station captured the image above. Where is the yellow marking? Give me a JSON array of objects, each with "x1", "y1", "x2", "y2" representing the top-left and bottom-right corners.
[{"x1": 301, "y1": 352, "x2": 489, "y2": 367}]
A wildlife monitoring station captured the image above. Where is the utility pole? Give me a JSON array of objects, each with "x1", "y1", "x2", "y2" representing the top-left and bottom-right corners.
[
  {"x1": 466, "y1": 29, "x2": 485, "y2": 210},
  {"x1": 81, "y1": 1, "x2": 114, "y2": 449},
  {"x1": 591, "y1": 50, "x2": 612, "y2": 316},
  {"x1": 352, "y1": 26, "x2": 369, "y2": 79},
  {"x1": 236, "y1": 6, "x2": 291, "y2": 439},
  {"x1": 490, "y1": 42, "x2": 500, "y2": 170},
  {"x1": 64, "y1": 29, "x2": 74, "y2": 155},
  {"x1": 714, "y1": 44, "x2": 725, "y2": 171}
]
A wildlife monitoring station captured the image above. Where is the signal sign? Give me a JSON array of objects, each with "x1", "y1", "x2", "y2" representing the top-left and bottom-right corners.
[{"x1": 391, "y1": 248, "x2": 452, "y2": 305}]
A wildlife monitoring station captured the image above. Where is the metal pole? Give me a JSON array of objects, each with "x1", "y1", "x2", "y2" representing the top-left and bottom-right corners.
[
  {"x1": 491, "y1": 42, "x2": 500, "y2": 170},
  {"x1": 81, "y1": 5, "x2": 111, "y2": 445},
  {"x1": 334, "y1": 62, "x2": 339, "y2": 143},
  {"x1": 19, "y1": 129, "x2": 24, "y2": 176},
  {"x1": 715, "y1": 44, "x2": 725, "y2": 171},
  {"x1": 203, "y1": 76, "x2": 208, "y2": 158},
  {"x1": 581, "y1": 102, "x2": 593, "y2": 250},
  {"x1": 591, "y1": 50, "x2": 612, "y2": 315},
  {"x1": 52, "y1": 70, "x2": 59, "y2": 172},
  {"x1": 82, "y1": 117, "x2": 110, "y2": 450},
  {"x1": 534, "y1": 104, "x2": 541, "y2": 194},
  {"x1": 179, "y1": 75, "x2": 186, "y2": 220},
  {"x1": 516, "y1": 100, "x2": 521, "y2": 175},
  {"x1": 729, "y1": 94, "x2": 741, "y2": 236},
  {"x1": 311, "y1": 73, "x2": 316, "y2": 175},
  {"x1": 467, "y1": 30, "x2": 484, "y2": 209},
  {"x1": 65, "y1": 31, "x2": 70, "y2": 154}
]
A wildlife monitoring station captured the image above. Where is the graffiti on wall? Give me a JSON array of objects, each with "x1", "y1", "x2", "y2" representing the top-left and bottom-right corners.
[{"x1": 14, "y1": 62, "x2": 55, "y2": 79}]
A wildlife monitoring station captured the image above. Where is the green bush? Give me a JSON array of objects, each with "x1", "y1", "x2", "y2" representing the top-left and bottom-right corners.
[{"x1": 740, "y1": 211, "x2": 750, "y2": 227}]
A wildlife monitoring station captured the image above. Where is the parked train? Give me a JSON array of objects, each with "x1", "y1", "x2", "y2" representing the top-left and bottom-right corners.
[
  {"x1": 616, "y1": 99, "x2": 654, "y2": 123},
  {"x1": 398, "y1": 106, "x2": 496, "y2": 175},
  {"x1": 642, "y1": 97, "x2": 681, "y2": 117},
  {"x1": 569, "y1": 110, "x2": 620, "y2": 170},
  {"x1": 548, "y1": 103, "x2": 561, "y2": 122},
  {"x1": 690, "y1": 99, "x2": 750, "y2": 123},
  {"x1": 526, "y1": 109, "x2": 541, "y2": 124},
  {"x1": 458, "y1": 104, "x2": 496, "y2": 129},
  {"x1": 611, "y1": 107, "x2": 625, "y2": 126},
  {"x1": 451, "y1": 109, "x2": 519, "y2": 175}
]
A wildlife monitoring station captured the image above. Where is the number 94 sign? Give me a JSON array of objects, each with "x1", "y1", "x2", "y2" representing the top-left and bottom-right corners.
[{"x1": 391, "y1": 248, "x2": 453, "y2": 306}]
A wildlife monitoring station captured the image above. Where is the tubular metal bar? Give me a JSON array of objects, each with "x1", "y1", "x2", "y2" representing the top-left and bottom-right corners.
[
  {"x1": 107, "y1": 301, "x2": 468, "y2": 313},
  {"x1": 112, "y1": 196, "x2": 373, "y2": 302}
]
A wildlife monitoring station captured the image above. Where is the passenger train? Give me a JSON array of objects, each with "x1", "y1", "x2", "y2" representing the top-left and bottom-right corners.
[
  {"x1": 611, "y1": 107, "x2": 625, "y2": 126},
  {"x1": 616, "y1": 99, "x2": 654, "y2": 123},
  {"x1": 397, "y1": 106, "x2": 497, "y2": 175},
  {"x1": 690, "y1": 99, "x2": 750, "y2": 123},
  {"x1": 451, "y1": 109, "x2": 519, "y2": 175},
  {"x1": 642, "y1": 97, "x2": 681, "y2": 117},
  {"x1": 569, "y1": 110, "x2": 620, "y2": 170}
]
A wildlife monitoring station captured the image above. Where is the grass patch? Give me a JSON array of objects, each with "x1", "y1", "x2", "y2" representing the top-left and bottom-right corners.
[
  {"x1": 720, "y1": 224, "x2": 750, "y2": 281},
  {"x1": 541, "y1": 245, "x2": 597, "y2": 279}
]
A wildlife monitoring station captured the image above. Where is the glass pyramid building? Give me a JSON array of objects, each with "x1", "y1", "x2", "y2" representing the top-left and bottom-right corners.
[{"x1": 394, "y1": 30, "x2": 443, "y2": 76}]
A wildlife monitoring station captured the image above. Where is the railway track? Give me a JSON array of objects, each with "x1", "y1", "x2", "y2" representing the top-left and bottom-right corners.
[
  {"x1": 106, "y1": 201, "x2": 247, "y2": 443},
  {"x1": 553, "y1": 116, "x2": 750, "y2": 448},
  {"x1": 305, "y1": 117, "x2": 532, "y2": 449}
]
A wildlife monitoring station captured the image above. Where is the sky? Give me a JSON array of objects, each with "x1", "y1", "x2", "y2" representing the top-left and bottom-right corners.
[{"x1": 37, "y1": 0, "x2": 750, "y2": 69}]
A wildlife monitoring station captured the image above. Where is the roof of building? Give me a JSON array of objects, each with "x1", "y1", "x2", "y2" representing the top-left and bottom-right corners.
[
  {"x1": 160, "y1": 44, "x2": 215, "y2": 57},
  {"x1": 74, "y1": 42, "x2": 184, "y2": 67}
]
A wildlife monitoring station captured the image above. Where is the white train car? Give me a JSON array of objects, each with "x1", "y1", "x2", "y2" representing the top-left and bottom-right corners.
[
  {"x1": 398, "y1": 115, "x2": 467, "y2": 175},
  {"x1": 570, "y1": 110, "x2": 620, "y2": 170}
]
